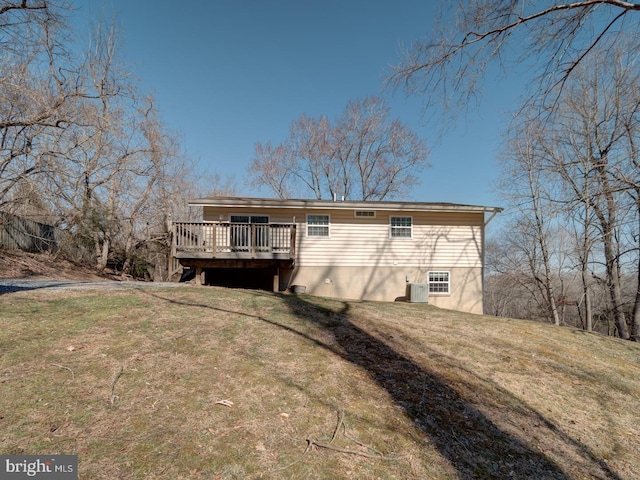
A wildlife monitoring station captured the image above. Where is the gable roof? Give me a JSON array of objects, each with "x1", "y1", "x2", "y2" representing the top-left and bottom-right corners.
[{"x1": 189, "y1": 197, "x2": 503, "y2": 214}]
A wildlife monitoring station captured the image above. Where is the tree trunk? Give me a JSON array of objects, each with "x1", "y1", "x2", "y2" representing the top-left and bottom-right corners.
[
  {"x1": 121, "y1": 220, "x2": 135, "y2": 277},
  {"x1": 581, "y1": 199, "x2": 593, "y2": 331},
  {"x1": 582, "y1": 267, "x2": 593, "y2": 332},
  {"x1": 94, "y1": 232, "x2": 109, "y2": 272},
  {"x1": 631, "y1": 266, "x2": 640, "y2": 342},
  {"x1": 536, "y1": 210, "x2": 561, "y2": 326},
  {"x1": 631, "y1": 202, "x2": 640, "y2": 341},
  {"x1": 602, "y1": 231, "x2": 629, "y2": 339},
  {"x1": 593, "y1": 159, "x2": 629, "y2": 339},
  {"x1": 545, "y1": 279, "x2": 561, "y2": 326}
]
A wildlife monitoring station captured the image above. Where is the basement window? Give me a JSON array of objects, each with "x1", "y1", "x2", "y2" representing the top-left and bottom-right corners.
[{"x1": 428, "y1": 271, "x2": 450, "y2": 294}]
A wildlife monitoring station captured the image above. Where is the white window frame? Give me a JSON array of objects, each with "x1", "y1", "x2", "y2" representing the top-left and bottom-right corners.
[
  {"x1": 306, "y1": 214, "x2": 330, "y2": 237},
  {"x1": 428, "y1": 271, "x2": 450, "y2": 295},
  {"x1": 390, "y1": 216, "x2": 413, "y2": 239}
]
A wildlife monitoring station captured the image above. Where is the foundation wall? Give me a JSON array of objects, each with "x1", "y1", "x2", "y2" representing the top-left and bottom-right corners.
[{"x1": 288, "y1": 265, "x2": 484, "y2": 314}]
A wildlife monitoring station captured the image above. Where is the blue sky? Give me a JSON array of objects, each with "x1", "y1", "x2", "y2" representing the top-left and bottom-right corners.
[{"x1": 70, "y1": 0, "x2": 523, "y2": 209}]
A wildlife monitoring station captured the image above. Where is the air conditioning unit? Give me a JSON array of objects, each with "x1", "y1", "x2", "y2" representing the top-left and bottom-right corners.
[{"x1": 406, "y1": 283, "x2": 429, "y2": 303}]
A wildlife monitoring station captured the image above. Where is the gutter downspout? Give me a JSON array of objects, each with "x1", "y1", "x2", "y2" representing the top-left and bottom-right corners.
[{"x1": 484, "y1": 210, "x2": 500, "y2": 227}]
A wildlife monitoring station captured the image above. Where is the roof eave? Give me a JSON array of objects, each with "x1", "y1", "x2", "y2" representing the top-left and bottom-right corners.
[{"x1": 187, "y1": 196, "x2": 503, "y2": 214}]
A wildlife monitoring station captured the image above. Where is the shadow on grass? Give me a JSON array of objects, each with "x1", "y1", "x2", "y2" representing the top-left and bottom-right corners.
[
  {"x1": 0, "y1": 280, "x2": 79, "y2": 295},
  {"x1": 143, "y1": 289, "x2": 621, "y2": 480}
]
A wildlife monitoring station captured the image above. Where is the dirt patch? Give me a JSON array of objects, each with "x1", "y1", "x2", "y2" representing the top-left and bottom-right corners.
[{"x1": 0, "y1": 249, "x2": 112, "y2": 281}]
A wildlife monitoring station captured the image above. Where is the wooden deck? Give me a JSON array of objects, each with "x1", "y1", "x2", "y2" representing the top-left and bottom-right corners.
[{"x1": 172, "y1": 222, "x2": 296, "y2": 262}]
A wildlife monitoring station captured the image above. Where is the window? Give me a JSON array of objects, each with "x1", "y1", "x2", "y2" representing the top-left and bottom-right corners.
[
  {"x1": 390, "y1": 216, "x2": 412, "y2": 238},
  {"x1": 428, "y1": 271, "x2": 450, "y2": 294},
  {"x1": 230, "y1": 215, "x2": 269, "y2": 224},
  {"x1": 307, "y1": 214, "x2": 329, "y2": 237}
]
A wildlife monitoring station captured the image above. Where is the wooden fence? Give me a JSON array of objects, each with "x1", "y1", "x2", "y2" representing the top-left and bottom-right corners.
[{"x1": 0, "y1": 212, "x2": 61, "y2": 253}]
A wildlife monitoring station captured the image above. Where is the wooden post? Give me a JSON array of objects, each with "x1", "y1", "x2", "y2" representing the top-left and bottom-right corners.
[
  {"x1": 273, "y1": 266, "x2": 279, "y2": 292},
  {"x1": 170, "y1": 226, "x2": 177, "y2": 274},
  {"x1": 195, "y1": 267, "x2": 203, "y2": 286},
  {"x1": 211, "y1": 223, "x2": 216, "y2": 258},
  {"x1": 289, "y1": 224, "x2": 296, "y2": 260},
  {"x1": 251, "y1": 224, "x2": 256, "y2": 258}
]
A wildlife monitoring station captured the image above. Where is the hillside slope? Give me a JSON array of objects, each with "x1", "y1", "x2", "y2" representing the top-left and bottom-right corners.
[
  {"x1": 1, "y1": 285, "x2": 639, "y2": 479},
  {"x1": 0, "y1": 249, "x2": 114, "y2": 280}
]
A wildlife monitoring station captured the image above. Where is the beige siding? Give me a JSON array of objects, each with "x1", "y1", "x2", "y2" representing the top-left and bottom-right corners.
[
  {"x1": 202, "y1": 205, "x2": 486, "y2": 313},
  {"x1": 203, "y1": 206, "x2": 484, "y2": 269}
]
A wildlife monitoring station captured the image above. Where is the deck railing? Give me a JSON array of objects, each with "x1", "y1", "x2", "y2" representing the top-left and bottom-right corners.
[{"x1": 173, "y1": 222, "x2": 296, "y2": 259}]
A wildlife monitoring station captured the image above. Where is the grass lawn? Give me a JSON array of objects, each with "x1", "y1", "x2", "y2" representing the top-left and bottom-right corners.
[{"x1": 1, "y1": 285, "x2": 639, "y2": 479}]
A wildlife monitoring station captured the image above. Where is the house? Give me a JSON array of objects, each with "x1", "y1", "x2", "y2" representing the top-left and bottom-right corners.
[{"x1": 172, "y1": 197, "x2": 502, "y2": 314}]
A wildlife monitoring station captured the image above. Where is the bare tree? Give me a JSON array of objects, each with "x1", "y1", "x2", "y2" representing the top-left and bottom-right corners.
[
  {"x1": 498, "y1": 122, "x2": 563, "y2": 325},
  {"x1": 249, "y1": 96, "x2": 429, "y2": 201},
  {"x1": 550, "y1": 52, "x2": 637, "y2": 340},
  {"x1": 614, "y1": 84, "x2": 640, "y2": 341},
  {"x1": 114, "y1": 100, "x2": 167, "y2": 277},
  {"x1": 391, "y1": 0, "x2": 640, "y2": 122},
  {"x1": 486, "y1": 223, "x2": 555, "y2": 321},
  {"x1": 33, "y1": 19, "x2": 183, "y2": 276},
  {"x1": 289, "y1": 114, "x2": 333, "y2": 199},
  {"x1": 248, "y1": 142, "x2": 298, "y2": 199},
  {"x1": 0, "y1": 0, "x2": 81, "y2": 208},
  {"x1": 0, "y1": 4, "x2": 221, "y2": 281},
  {"x1": 60, "y1": 21, "x2": 140, "y2": 272},
  {"x1": 624, "y1": 173, "x2": 640, "y2": 342},
  {"x1": 565, "y1": 188, "x2": 598, "y2": 332},
  {"x1": 498, "y1": 43, "x2": 640, "y2": 339}
]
